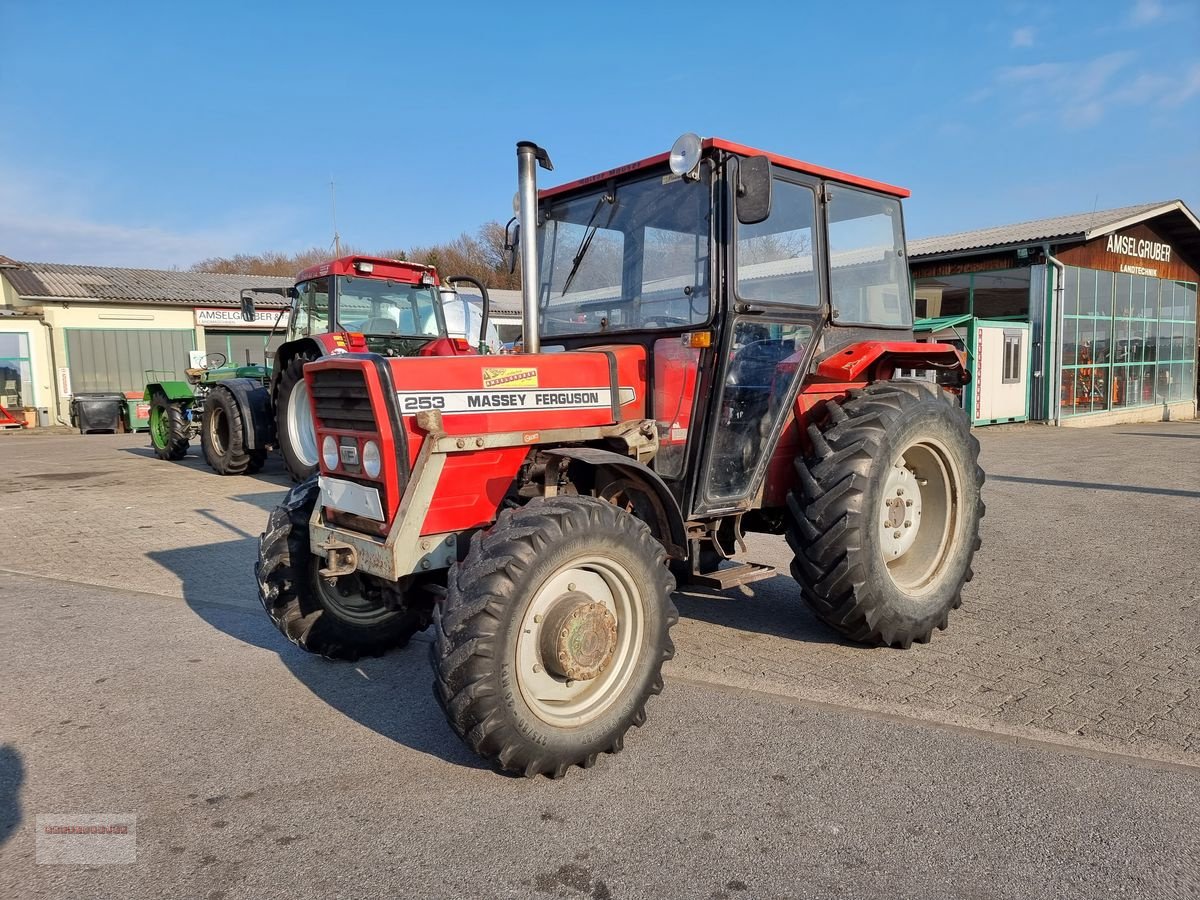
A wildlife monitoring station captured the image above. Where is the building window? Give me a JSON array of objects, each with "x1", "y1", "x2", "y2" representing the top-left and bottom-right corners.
[
  {"x1": 1060, "y1": 267, "x2": 1197, "y2": 417},
  {"x1": 0, "y1": 332, "x2": 34, "y2": 409},
  {"x1": 1002, "y1": 331, "x2": 1023, "y2": 383}
]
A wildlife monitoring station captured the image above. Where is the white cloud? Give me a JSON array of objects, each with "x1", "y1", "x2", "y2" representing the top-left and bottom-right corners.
[
  {"x1": 0, "y1": 164, "x2": 291, "y2": 268},
  {"x1": 1130, "y1": 0, "x2": 1164, "y2": 25},
  {"x1": 1011, "y1": 26, "x2": 1036, "y2": 48},
  {"x1": 979, "y1": 51, "x2": 1199, "y2": 129}
]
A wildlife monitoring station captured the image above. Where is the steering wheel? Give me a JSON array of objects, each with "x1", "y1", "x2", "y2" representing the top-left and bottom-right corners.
[{"x1": 203, "y1": 352, "x2": 227, "y2": 369}]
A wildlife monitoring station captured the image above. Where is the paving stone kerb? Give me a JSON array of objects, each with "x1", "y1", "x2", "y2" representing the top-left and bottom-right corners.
[{"x1": 1, "y1": 419, "x2": 1197, "y2": 764}]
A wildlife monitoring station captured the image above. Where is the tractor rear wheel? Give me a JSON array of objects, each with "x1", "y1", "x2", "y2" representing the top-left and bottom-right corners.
[
  {"x1": 786, "y1": 379, "x2": 984, "y2": 648},
  {"x1": 201, "y1": 388, "x2": 267, "y2": 476},
  {"x1": 149, "y1": 393, "x2": 189, "y2": 461},
  {"x1": 433, "y1": 496, "x2": 677, "y2": 778},
  {"x1": 256, "y1": 478, "x2": 431, "y2": 660},
  {"x1": 276, "y1": 353, "x2": 318, "y2": 483}
]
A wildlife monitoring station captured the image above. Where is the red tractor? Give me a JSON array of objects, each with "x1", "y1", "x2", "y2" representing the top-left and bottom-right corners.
[
  {"x1": 198, "y1": 256, "x2": 486, "y2": 481},
  {"x1": 256, "y1": 136, "x2": 984, "y2": 777}
]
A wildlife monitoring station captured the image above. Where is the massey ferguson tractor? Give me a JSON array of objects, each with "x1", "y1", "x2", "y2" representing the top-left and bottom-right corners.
[
  {"x1": 256, "y1": 136, "x2": 985, "y2": 778},
  {"x1": 147, "y1": 257, "x2": 487, "y2": 480}
]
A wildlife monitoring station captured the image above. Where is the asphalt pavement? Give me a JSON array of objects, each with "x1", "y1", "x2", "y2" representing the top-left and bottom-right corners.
[{"x1": 0, "y1": 423, "x2": 1198, "y2": 898}]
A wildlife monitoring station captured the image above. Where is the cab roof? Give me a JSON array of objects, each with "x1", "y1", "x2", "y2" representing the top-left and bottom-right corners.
[
  {"x1": 540, "y1": 137, "x2": 910, "y2": 200},
  {"x1": 294, "y1": 255, "x2": 436, "y2": 284}
]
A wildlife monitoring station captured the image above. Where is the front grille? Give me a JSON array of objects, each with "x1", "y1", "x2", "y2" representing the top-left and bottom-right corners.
[{"x1": 311, "y1": 368, "x2": 377, "y2": 432}]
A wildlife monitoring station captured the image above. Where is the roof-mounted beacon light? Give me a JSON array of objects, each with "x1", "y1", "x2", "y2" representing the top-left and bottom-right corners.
[{"x1": 669, "y1": 133, "x2": 703, "y2": 181}]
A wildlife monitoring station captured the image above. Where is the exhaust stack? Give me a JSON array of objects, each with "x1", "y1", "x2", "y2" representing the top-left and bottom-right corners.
[{"x1": 516, "y1": 141, "x2": 552, "y2": 354}]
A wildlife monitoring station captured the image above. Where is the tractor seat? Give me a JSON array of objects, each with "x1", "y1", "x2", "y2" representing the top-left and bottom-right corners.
[{"x1": 363, "y1": 317, "x2": 399, "y2": 334}]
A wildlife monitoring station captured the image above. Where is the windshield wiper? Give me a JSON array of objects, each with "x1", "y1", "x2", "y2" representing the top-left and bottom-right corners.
[{"x1": 561, "y1": 191, "x2": 615, "y2": 297}]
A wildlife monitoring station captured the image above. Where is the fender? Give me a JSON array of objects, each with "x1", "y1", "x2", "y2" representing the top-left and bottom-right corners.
[
  {"x1": 542, "y1": 447, "x2": 687, "y2": 559},
  {"x1": 143, "y1": 381, "x2": 194, "y2": 402},
  {"x1": 209, "y1": 378, "x2": 273, "y2": 450},
  {"x1": 814, "y1": 340, "x2": 970, "y2": 385}
]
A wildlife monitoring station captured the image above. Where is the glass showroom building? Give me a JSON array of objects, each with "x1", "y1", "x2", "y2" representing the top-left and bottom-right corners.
[{"x1": 907, "y1": 201, "x2": 1198, "y2": 426}]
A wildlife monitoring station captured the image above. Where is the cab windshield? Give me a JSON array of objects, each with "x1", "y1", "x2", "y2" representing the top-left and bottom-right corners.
[
  {"x1": 538, "y1": 169, "x2": 711, "y2": 336},
  {"x1": 335, "y1": 275, "x2": 443, "y2": 337}
]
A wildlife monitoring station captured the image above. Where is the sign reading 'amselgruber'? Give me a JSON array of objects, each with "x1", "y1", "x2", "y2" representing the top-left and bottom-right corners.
[
  {"x1": 396, "y1": 388, "x2": 612, "y2": 414},
  {"x1": 1104, "y1": 233, "x2": 1174, "y2": 277},
  {"x1": 194, "y1": 308, "x2": 284, "y2": 328}
]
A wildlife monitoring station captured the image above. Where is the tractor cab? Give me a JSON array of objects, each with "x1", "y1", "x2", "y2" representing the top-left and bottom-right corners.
[
  {"x1": 285, "y1": 257, "x2": 466, "y2": 357},
  {"x1": 523, "y1": 135, "x2": 932, "y2": 520}
]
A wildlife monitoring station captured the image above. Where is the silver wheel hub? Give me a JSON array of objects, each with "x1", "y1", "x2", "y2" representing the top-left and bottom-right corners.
[
  {"x1": 515, "y1": 557, "x2": 645, "y2": 727},
  {"x1": 880, "y1": 462, "x2": 922, "y2": 560},
  {"x1": 287, "y1": 379, "x2": 318, "y2": 467},
  {"x1": 539, "y1": 594, "x2": 618, "y2": 681}
]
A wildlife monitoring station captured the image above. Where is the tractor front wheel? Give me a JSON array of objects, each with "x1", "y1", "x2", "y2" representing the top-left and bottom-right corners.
[
  {"x1": 201, "y1": 388, "x2": 267, "y2": 476},
  {"x1": 256, "y1": 478, "x2": 431, "y2": 660},
  {"x1": 149, "y1": 393, "x2": 189, "y2": 461},
  {"x1": 787, "y1": 379, "x2": 984, "y2": 648},
  {"x1": 276, "y1": 353, "x2": 318, "y2": 482},
  {"x1": 433, "y1": 496, "x2": 677, "y2": 778}
]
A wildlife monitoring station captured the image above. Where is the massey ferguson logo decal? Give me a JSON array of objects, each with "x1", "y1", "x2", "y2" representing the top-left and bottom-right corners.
[
  {"x1": 397, "y1": 388, "x2": 610, "y2": 414},
  {"x1": 482, "y1": 367, "x2": 539, "y2": 389}
]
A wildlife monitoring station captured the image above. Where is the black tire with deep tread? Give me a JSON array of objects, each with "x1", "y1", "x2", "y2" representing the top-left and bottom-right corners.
[
  {"x1": 433, "y1": 496, "x2": 678, "y2": 778},
  {"x1": 201, "y1": 387, "x2": 267, "y2": 476},
  {"x1": 255, "y1": 478, "x2": 429, "y2": 660},
  {"x1": 276, "y1": 353, "x2": 317, "y2": 483},
  {"x1": 786, "y1": 379, "x2": 984, "y2": 648},
  {"x1": 150, "y1": 393, "x2": 189, "y2": 461}
]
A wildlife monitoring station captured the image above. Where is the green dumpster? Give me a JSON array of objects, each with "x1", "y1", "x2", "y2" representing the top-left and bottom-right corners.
[{"x1": 124, "y1": 391, "x2": 151, "y2": 432}]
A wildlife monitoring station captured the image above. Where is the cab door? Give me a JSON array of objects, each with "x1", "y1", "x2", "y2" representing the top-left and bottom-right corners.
[{"x1": 693, "y1": 170, "x2": 826, "y2": 516}]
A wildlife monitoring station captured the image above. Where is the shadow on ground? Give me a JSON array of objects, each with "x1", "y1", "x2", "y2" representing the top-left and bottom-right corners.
[
  {"x1": 146, "y1": 524, "x2": 487, "y2": 773},
  {"x1": 149, "y1": 510, "x2": 853, "y2": 770},
  {"x1": 118, "y1": 446, "x2": 293, "y2": 489},
  {"x1": 673, "y1": 573, "x2": 850, "y2": 647},
  {"x1": 0, "y1": 744, "x2": 24, "y2": 847}
]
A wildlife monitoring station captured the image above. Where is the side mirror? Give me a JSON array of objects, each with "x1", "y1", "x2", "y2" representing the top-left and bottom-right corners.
[
  {"x1": 736, "y1": 156, "x2": 773, "y2": 225},
  {"x1": 504, "y1": 217, "x2": 520, "y2": 275},
  {"x1": 239, "y1": 292, "x2": 255, "y2": 323}
]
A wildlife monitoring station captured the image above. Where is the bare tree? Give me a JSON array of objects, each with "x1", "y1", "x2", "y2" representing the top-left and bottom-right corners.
[{"x1": 192, "y1": 223, "x2": 520, "y2": 289}]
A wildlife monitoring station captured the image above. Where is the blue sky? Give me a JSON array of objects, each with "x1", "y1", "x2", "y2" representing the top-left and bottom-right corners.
[{"x1": 1, "y1": 0, "x2": 1197, "y2": 269}]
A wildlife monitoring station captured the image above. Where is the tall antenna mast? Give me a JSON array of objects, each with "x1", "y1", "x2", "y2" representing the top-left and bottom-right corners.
[{"x1": 330, "y1": 177, "x2": 342, "y2": 257}]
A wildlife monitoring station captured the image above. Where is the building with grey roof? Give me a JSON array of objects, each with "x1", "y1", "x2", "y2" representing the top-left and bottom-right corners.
[
  {"x1": 0, "y1": 260, "x2": 294, "y2": 425},
  {"x1": 907, "y1": 200, "x2": 1198, "y2": 427}
]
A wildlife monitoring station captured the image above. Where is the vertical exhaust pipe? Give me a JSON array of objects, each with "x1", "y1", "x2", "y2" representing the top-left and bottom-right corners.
[{"x1": 516, "y1": 141, "x2": 552, "y2": 354}]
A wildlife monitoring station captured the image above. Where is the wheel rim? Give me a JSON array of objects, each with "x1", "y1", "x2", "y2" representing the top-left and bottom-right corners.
[
  {"x1": 150, "y1": 405, "x2": 168, "y2": 448},
  {"x1": 879, "y1": 437, "x2": 960, "y2": 594},
  {"x1": 286, "y1": 379, "x2": 318, "y2": 467},
  {"x1": 208, "y1": 406, "x2": 229, "y2": 457},
  {"x1": 309, "y1": 561, "x2": 395, "y2": 626},
  {"x1": 515, "y1": 554, "x2": 646, "y2": 728}
]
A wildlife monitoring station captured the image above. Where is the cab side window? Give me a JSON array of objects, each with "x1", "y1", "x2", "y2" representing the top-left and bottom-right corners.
[{"x1": 735, "y1": 179, "x2": 818, "y2": 307}]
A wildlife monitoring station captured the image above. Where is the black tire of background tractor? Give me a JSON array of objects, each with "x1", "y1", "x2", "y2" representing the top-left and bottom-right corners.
[
  {"x1": 276, "y1": 353, "x2": 318, "y2": 483},
  {"x1": 786, "y1": 379, "x2": 984, "y2": 649},
  {"x1": 433, "y1": 496, "x2": 678, "y2": 778},
  {"x1": 201, "y1": 388, "x2": 266, "y2": 476},
  {"x1": 150, "y1": 393, "x2": 189, "y2": 461},
  {"x1": 255, "y1": 477, "x2": 429, "y2": 660}
]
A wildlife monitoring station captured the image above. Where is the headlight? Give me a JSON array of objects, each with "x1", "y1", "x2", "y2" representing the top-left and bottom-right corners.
[
  {"x1": 362, "y1": 440, "x2": 381, "y2": 478},
  {"x1": 322, "y1": 435, "x2": 339, "y2": 470}
]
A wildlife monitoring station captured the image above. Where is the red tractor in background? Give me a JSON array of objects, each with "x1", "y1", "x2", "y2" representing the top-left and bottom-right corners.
[
  {"x1": 256, "y1": 136, "x2": 984, "y2": 778},
  {"x1": 154, "y1": 256, "x2": 488, "y2": 481}
]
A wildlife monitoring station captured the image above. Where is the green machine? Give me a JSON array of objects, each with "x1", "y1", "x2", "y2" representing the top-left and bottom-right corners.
[{"x1": 143, "y1": 353, "x2": 271, "y2": 474}]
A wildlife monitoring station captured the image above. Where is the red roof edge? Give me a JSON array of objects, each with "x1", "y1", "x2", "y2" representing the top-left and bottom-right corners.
[{"x1": 539, "y1": 138, "x2": 910, "y2": 200}]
